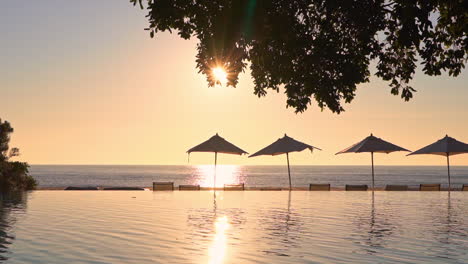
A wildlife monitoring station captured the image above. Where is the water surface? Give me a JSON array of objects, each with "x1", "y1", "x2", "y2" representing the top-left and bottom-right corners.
[{"x1": 1, "y1": 191, "x2": 467, "y2": 263}]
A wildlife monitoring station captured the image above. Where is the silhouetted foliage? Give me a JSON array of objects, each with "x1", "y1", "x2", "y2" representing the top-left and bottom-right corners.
[
  {"x1": 131, "y1": 0, "x2": 467, "y2": 113},
  {"x1": 0, "y1": 119, "x2": 37, "y2": 191},
  {"x1": 0, "y1": 120, "x2": 14, "y2": 163}
]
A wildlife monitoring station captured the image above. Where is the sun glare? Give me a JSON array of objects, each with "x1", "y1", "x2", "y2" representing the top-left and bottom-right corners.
[
  {"x1": 212, "y1": 67, "x2": 228, "y2": 85},
  {"x1": 195, "y1": 165, "x2": 240, "y2": 188}
]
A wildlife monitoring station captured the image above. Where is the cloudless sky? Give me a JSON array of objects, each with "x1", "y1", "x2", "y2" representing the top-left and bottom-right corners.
[{"x1": 2, "y1": 1, "x2": 468, "y2": 166}]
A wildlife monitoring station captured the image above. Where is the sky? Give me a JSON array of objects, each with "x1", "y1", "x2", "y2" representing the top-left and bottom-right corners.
[{"x1": 1, "y1": 1, "x2": 468, "y2": 166}]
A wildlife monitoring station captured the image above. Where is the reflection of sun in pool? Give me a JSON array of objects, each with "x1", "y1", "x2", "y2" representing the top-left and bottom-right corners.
[
  {"x1": 195, "y1": 165, "x2": 240, "y2": 187},
  {"x1": 209, "y1": 216, "x2": 230, "y2": 264},
  {"x1": 212, "y1": 67, "x2": 228, "y2": 85}
]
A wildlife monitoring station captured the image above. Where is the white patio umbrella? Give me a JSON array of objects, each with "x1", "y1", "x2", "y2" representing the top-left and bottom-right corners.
[
  {"x1": 336, "y1": 134, "x2": 410, "y2": 190},
  {"x1": 249, "y1": 134, "x2": 321, "y2": 190},
  {"x1": 187, "y1": 133, "x2": 248, "y2": 188},
  {"x1": 408, "y1": 135, "x2": 468, "y2": 190}
]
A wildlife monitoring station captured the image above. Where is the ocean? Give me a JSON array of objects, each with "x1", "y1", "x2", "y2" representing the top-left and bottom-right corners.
[{"x1": 30, "y1": 165, "x2": 468, "y2": 189}]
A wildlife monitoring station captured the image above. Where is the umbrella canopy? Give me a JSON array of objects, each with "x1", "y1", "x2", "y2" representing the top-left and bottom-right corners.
[
  {"x1": 408, "y1": 135, "x2": 468, "y2": 190},
  {"x1": 408, "y1": 135, "x2": 468, "y2": 156},
  {"x1": 187, "y1": 133, "x2": 248, "y2": 155},
  {"x1": 336, "y1": 134, "x2": 410, "y2": 190},
  {"x1": 187, "y1": 133, "x2": 248, "y2": 188},
  {"x1": 249, "y1": 134, "x2": 321, "y2": 157},
  {"x1": 249, "y1": 134, "x2": 322, "y2": 190},
  {"x1": 336, "y1": 134, "x2": 410, "y2": 154}
]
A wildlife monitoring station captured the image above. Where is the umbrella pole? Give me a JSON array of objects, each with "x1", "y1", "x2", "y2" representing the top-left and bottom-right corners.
[
  {"x1": 446, "y1": 153, "x2": 451, "y2": 191},
  {"x1": 371, "y1": 152, "x2": 375, "y2": 191},
  {"x1": 214, "y1": 152, "x2": 217, "y2": 190},
  {"x1": 286, "y1": 152, "x2": 292, "y2": 191}
]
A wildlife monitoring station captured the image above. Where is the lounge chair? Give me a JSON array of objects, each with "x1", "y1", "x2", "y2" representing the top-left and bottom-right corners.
[
  {"x1": 103, "y1": 187, "x2": 144, "y2": 190},
  {"x1": 259, "y1": 187, "x2": 282, "y2": 191},
  {"x1": 65, "y1": 186, "x2": 98, "y2": 190},
  {"x1": 345, "y1": 184, "x2": 368, "y2": 191},
  {"x1": 179, "y1": 185, "x2": 200, "y2": 191},
  {"x1": 462, "y1": 184, "x2": 468, "y2": 191},
  {"x1": 224, "y1": 184, "x2": 245, "y2": 191},
  {"x1": 309, "y1": 184, "x2": 331, "y2": 191},
  {"x1": 419, "y1": 184, "x2": 440, "y2": 191},
  {"x1": 385, "y1": 185, "x2": 408, "y2": 191},
  {"x1": 153, "y1": 182, "x2": 174, "y2": 191}
]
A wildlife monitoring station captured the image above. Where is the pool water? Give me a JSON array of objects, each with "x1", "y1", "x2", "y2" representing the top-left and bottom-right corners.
[{"x1": 1, "y1": 191, "x2": 467, "y2": 263}]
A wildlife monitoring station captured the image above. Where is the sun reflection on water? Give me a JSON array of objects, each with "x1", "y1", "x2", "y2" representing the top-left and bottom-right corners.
[
  {"x1": 193, "y1": 165, "x2": 242, "y2": 187},
  {"x1": 209, "y1": 216, "x2": 230, "y2": 264}
]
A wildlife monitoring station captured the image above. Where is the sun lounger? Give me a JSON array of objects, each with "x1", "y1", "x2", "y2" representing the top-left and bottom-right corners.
[
  {"x1": 65, "y1": 186, "x2": 98, "y2": 190},
  {"x1": 462, "y1": 184, "x2": 468, "y2": 191},
  {"x1": 419, "y1": 184, "x2": 440, "y2": 191},
  {"x1": 309, "y1": 184, "x2": 331, "y2": 191},
  {"x1": 103, "y1": 187, "x2": 144, "y2": 190},
  {"x1": 153, "y1": 182, "x2": 174, "y2": 191},
  {"x1": 385, "y1": 185, "x2": 408, "y2": 191},
  {"x1": 259, "y1": 187, "x2": 282, "y2": 191},
  {"x1": 345, "y1": 184, "x2": 368, "y2": 191},
  {"x1": 179, "y1": 185, "x2": 200, "y2": 190},
  {"x1": 224, "y1": 184, "x2": 245, "y2": 190}
]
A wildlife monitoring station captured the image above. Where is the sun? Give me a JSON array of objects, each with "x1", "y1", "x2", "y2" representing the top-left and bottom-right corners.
[{"x1": 212, "y1": 67, "x2": 228, "y2": 85}]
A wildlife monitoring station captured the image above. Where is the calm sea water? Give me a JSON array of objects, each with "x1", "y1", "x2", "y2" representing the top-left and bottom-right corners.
[
  {"x1": 1, "y1": 191, "x2": 467, "y2": 263},
  {"x1": 30, "y1": 165, "x2": 468, "y2": 189}
]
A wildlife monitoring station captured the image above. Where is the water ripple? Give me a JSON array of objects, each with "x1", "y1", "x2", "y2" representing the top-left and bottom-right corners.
[{"x1": 1, "y1": 191, "x2": 467, "y2": 263}]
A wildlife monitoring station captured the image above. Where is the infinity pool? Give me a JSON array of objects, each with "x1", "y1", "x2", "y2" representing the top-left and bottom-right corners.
[{"x1": 1, "y1": 191, "x2": 467, "y2": 263}]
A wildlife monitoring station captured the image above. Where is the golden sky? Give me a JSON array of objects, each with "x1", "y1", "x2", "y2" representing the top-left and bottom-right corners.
[{"x1": 2, "y1": 1, "x2": 468, "y2": 166}]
